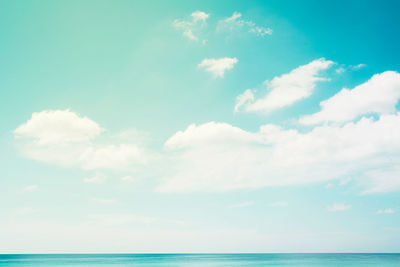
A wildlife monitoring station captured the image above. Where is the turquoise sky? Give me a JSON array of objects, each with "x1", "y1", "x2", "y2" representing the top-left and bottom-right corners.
[{"x1": 1, "y1": 0, "x2": 400, "y2": 253}]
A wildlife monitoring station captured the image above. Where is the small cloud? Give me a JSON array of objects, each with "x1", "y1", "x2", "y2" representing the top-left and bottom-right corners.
[
  {"x1": 269, "y1": 201, "x2": 288, "y2": 207},
  {"x1": 91, "y1": 197, "x2": 117, "y2": 204},
  {"x1": 183, "y1": 29, "x2": 198, "y2": 41},
  {"x1": 377, "y1": 208, "x2": 395, "y2": 214},
  {"x1": 21, "y1": 185, "x2": 38, "y2": 193},
  {"x1": 83, "y1": 174, "x2": 106, "y2": 184},
  {"x1": 339, "y1": 177, "x2": 352, "y2": 186},
  {"x1": 325, "y1": 183, "x2": 333, "y2": 189},
  {"x1": 121, "y1": 176, "x2": 134, "y2": 182},
  {"x1": 198, "y1": 57, "x2": 238, "y2": 78},
  {"x1": 352, "y1": 63, "x2": 367, "y2": 70},
  {"x1": 327, "y1": 203, "x2": 351, "y2": 212},
  {"x1": 191, "y1": 11, "x2": 210, "y2": 22},
  {"x1": 336, "y1": 67, "x2": 346, "y2": 74},
  {"x1": 230, "y1": 201, "x2": 255, "y2": 208},
  {"x1": 249, "y1": 26, "x2": 273, "y2": 36}
]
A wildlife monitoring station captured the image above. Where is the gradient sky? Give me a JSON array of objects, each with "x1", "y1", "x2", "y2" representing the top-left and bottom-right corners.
[{"x1": 1, "y1": 0, "x2": 400, "y2": 253}]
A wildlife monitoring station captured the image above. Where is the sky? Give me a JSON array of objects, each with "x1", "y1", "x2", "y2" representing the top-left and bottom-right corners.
[{"x1": 1, "y1": 0, "x2": 400, "y2": 253}]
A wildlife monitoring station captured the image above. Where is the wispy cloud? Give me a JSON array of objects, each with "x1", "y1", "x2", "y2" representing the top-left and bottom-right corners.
[
  {"x1": 327, "y1": 203, "x2": 351, "y2": 212},
  {"x1": 377, "y1": 208, "x2": 395, "y2": 214},
  {"x1": 91, "y1": 197, "x2": 117, "y2": 205},
  {"x1": 173, "y1": 11, "x2": 210, "y2": 42},
  {"x1": 235, "y1": 58, "x2": 333, "y2": 113},
  {"x1": 217, "y1": 12, "x2": 272, "y2": 37},
  {"x1": 83, "y1": 173, "x2": 106, "y2": 184},
  {"x1": 21, "y1": 185, "x2": 38, "y2": 193},
  {"x1": 121, "y1": 176, "x2": 134, "y2": 182}
]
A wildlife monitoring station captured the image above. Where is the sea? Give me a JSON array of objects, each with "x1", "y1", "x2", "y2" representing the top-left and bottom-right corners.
[{"x1": 0, "y1": 254, "x2": 399, "y2": 266}]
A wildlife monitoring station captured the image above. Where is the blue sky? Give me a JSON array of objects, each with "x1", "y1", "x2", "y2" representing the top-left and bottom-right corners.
[{"x1": 1, "y1": 0, "x2": 400, "y2": 253}]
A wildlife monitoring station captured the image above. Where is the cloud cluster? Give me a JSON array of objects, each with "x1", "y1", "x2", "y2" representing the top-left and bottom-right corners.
[
  {"x1": 14, "y1": 110, "x2": 148, "y2": 171},
  {"x1": 235, "y1": 58, "x2": 334, "y2": 113},
  {"x1": 198, "y1": 57, "x2": 238, "y2": 78},
  {"x1": 158, "y1": 68, "x2": 400, "y2": 193}
]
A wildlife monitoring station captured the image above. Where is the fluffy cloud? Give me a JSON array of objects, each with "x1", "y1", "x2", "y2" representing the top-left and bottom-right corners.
[
  {"x1": 14, "y1": 110, "x2": 148, "y2": 171},
  {"x1": 300, "y1": 71, "x2": 400, "y2": 125},
  {"x1": 327, "y1": 203, "x2": 351, "y2": 212},
  {"x1": 235, "y1": 58, "x2": 334, "y2": 113},
  {"x1": 173, "y1": 11, "x2": 209, "y2": 42},
  {"x1": 198, "y1": 57, "x2": 238, "y2": 78},
  {"x1": 159, "y1": 112, "x2": 400, "y2": 193},
  {"x1": 13, "y1": 110, "x2": 103, "y2": 145},
  {"x1": 217, "y1": 12, "x2": 272, "y2": 37}
]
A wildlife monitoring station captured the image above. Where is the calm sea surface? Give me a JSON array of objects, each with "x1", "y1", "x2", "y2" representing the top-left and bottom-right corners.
[{"x1": 0, "y1": 254, "x2": 399, "y2": 266}]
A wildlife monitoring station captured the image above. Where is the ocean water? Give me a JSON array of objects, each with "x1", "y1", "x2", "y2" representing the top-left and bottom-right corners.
[
  {"x1": 1, "y1": 254, "x2": 399, "y2": 267},
  {"x1": 0, "y1": 254, "x2": 399, "y2": 266}
]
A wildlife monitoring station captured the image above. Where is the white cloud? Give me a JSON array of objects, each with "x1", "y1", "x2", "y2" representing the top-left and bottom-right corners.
[
  {"x1": 327, "y1": 203, "x2": 351, "y2": 212},
  {"x1": 300, "y1": 71, "x2": 400, "y2": 125},
  {"x1": 159, "y1": 112, "x2": 400, "y2": 193},
  {"x1": 235, "y1": 58, "x2": 334, "y2": 113},
  {"x1": 198, "y1": 57, "x2": 238, "y2": 78},
  {"x1": 191, "y1": 11, "x2": 209, "y2": 22},
  {"x1": 14, "y1": 110, "x2": 148, "y2": 171},
  {"x1": 230, "y1": 201, "x2": 255, "y2": 208},
  {"x1": 21, "y1": 185, "x2": 38, "y2": 193},
  {"x1": 269, "y1": 201, "x2": 288, "y2": 207},
  {"x1": 164, "y1": 122, "x2": 258, "y2": 150},
  {"x1": 13, "y1": 110, "x2": 103, "y2": 145},
  {"x1": 83, "y1": 174, "x2": 106, "y2": 184},
  {"x1": 173, "y1": 11, "x2": 209, "y2": 42},
  {"x1": 218, "y1": 12, "x2": 272, "y2": 37},
  {"x1": 377, "y1": 208, "x2": 395, "y2": 214}
]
